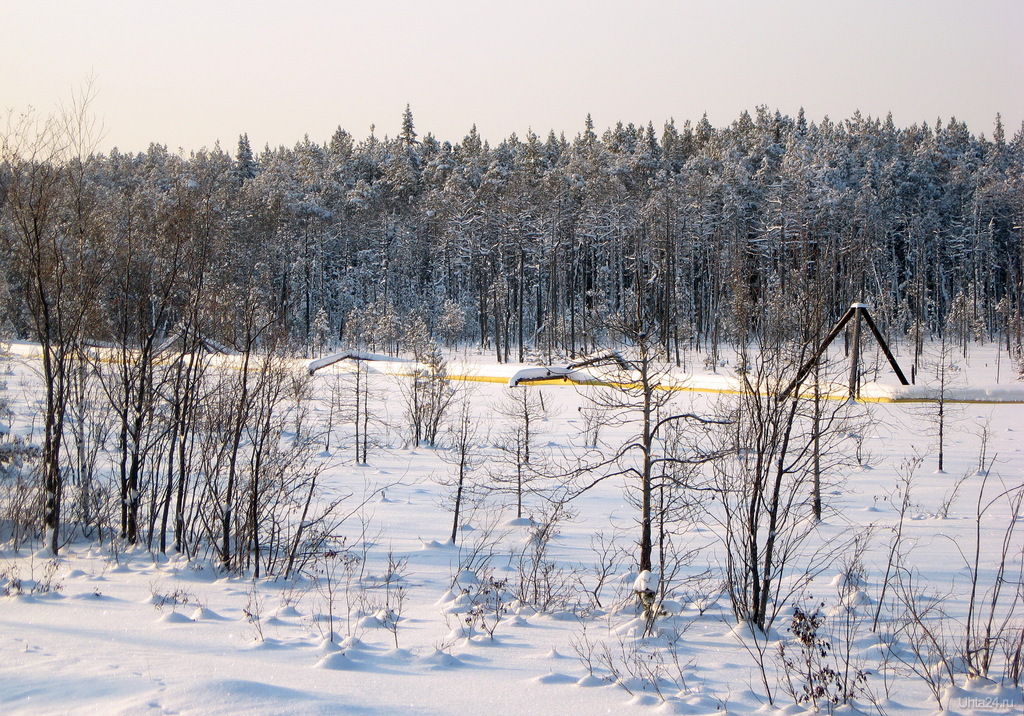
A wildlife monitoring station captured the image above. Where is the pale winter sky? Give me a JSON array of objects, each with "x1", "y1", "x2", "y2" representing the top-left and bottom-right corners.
[{"x1": 3, "y1": 0, "x2": 1021, "y2": 153}]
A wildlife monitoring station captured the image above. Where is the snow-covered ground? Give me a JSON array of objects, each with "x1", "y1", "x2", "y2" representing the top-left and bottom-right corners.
[{"x1": 1, "y1": 342, "x2": 1023, "y2": 715}]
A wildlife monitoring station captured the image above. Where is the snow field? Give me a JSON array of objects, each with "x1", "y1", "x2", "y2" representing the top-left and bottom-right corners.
[{"x1": 1, "y1": 344, "x2": 1024, "y2": 715}]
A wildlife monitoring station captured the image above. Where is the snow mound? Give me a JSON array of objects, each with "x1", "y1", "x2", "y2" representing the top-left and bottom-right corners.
[
  {"x1": 191, "y1": 607, "x2": 226, "y2": 620},
  {"x1": 316, "y1": 638, "x2": 343, "y2": 654},
  {"x1": 314, "y1": 652, "x2": 359, "y2": 670},
  {"x1": 339, "y1": 635, "x2": 372, "y2": 651},
  {"x1": 357, "y1": 613, "x2": 384, "y2": 628},
  {"x1": 416, "y1": 649, "x2": 466, "y2": 670},
  {"x1": 381, "y1": 647, "x2": 414, "y2": 661},
  {"x1": 453, "y1": 568, "x2": 480, "y2": 588}
]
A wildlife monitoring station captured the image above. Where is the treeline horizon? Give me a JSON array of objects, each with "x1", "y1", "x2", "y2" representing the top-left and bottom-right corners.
[{"x1": 2, "y1": 105, "x2": 1023, "y2": 367}]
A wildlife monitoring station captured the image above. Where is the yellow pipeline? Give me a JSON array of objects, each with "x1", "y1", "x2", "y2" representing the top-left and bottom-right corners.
[{"x1": 6, "y1": 343, "x2": 1023, "y2": 404}]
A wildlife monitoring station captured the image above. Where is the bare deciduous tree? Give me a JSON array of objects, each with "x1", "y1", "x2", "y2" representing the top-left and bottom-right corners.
[
  {"x1": 491, "y1": 386, "x2": 552, "y2": 518},
  {"x1": 1, "y1": 91, "x2": 103, "y2": 553},
  {"x1": 705, "y1": 338, "x2": 860, "y2": 633}
]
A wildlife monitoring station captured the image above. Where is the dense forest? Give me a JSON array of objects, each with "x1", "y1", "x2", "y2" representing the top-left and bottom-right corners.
[
  {"x1": 1, "y1": 105, "x2": 1023, "y2": 561},
  {"x1": 3, "y1": 106, "x2": 1023, "y2": 365}
]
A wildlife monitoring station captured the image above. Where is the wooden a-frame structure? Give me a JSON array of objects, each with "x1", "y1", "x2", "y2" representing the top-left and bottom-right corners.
[{"x1": 780, "y1": 303, "x2": 909, "y2": 401}]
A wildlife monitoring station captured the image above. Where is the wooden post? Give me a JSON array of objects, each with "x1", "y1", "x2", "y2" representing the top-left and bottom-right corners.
[
  {"x1": 859, "y1": 309, "x2": 910, "y2": 386},
  {"x1": 848, "y1": 303, "x2": 865, "y2": 400}
]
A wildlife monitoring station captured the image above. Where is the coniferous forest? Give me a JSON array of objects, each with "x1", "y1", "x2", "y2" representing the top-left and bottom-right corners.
[{"x1": 4, "y1": 106, "x2": 1022, "y2": 366}]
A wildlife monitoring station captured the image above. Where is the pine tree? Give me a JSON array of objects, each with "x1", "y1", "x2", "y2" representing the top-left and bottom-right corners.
[
  {"x1": 400, "y1": 104, "x2": 418, "y2": 146},
  {"x1": 233, "y1": 133, "x2": 257, "y2": 183}
]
